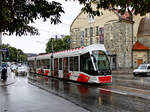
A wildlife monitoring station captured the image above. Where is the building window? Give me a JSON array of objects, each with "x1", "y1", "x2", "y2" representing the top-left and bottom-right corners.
[
  {"x1": 90, "y1": 27, "x2": 93, "y2": 37},
  {"x1": 81, "y1": 31, "x2": 84, "y2": 46},
  {"x1": 85, "y1": 28, "x2": 87, "y2": 37},
  {"x1": 96, "y1": 26, "x2": 99, "y2": 36},
  {"x1": 99, "y1": 27, "x2": 104, "y2": 44}
]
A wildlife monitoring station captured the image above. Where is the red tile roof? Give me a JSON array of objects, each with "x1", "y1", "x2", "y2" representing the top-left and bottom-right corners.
[
  {"x1": 115, "y1": 9, "x2": 132, "y2": 21},
  {"x1": 121, "y1": 12, "x2": 130, "y2": 20},
  {"x1": 132, "y1": 41, "x2": 149, "y2": 50}
]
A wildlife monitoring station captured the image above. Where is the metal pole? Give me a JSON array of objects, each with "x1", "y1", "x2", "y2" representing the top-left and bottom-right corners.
[
  {"x1": 51, "y1": 38, "x2": 54, "y2": 73},
  {"x1": 0, "y1": 32, "x2": 2, "y2": 65},
  {"x1": 131, "y1": 20, "x2": 134, "y2": 69}
]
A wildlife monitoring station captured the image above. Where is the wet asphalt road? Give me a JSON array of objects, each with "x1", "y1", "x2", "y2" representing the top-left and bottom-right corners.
[
  {"x1": 1, "y1": 74, "x2": 150, "y2": 112},
  {"x1": 0, "y1": 76, "x2": 89, "y2": 112},
  {"x1": 28, "y1": 74, "x2": 150, "y2": 112}
]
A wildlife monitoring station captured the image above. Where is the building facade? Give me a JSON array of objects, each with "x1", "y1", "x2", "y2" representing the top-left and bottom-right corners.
[
  {"x1": 70, "y1": 6, "x2": 146, "y2": 69},
  {"x1": 132, "y1": 17, "x2": 150, "y2": 68}
]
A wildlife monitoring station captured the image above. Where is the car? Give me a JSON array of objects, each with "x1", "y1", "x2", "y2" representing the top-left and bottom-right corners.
[
  {"x1": 16, "y1": 65, "x2": 28, "y2": 76},
  {"x1": 133, "y1": 64, "x2": 150, "y2": 77},
  {"x1": 10, "y1": 64, "x2": 17, "y2": 72}
]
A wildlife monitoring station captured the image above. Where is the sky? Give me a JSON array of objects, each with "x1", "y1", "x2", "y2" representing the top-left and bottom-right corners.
[{"x1": 2, "y1": 0, "x2": 83, "y2": 54}]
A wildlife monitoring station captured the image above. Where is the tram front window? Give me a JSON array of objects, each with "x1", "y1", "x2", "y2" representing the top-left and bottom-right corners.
[{"x1": 92, "y1": 50, "x2": 110, "y2": 74}]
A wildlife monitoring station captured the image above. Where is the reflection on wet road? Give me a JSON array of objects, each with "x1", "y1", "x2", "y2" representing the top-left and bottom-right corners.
[
  {"x1": 0, "y1": 76, "x2": 89, "y2": 112},
  {"x1": 28, "y1": 74, "x2": 150, "y2": 112}
]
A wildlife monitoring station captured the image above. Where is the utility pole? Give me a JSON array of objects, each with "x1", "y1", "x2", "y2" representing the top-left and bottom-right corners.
[
  {"x1": 0, "y1": 32, "x2": 2, "y2": 65},
  {"x1": 51, "y1": 38, "x2": 54, "y2": 75},
  {"x1": 131, "y1": 18, "x2": 134, "y2": 69}
]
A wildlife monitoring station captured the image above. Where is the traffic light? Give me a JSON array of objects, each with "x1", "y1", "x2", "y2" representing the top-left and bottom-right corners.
[{"x1": 6, "y1": 48, "x2": 9, "y2": 61}]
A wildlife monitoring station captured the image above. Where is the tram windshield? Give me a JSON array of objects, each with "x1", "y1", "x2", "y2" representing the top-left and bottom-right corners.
[{"x1": 92, "y1": 50, "x2": 110, "y2": 71}]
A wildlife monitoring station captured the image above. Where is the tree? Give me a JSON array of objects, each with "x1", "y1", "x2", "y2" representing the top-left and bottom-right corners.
[
  {"x1": 77, "y1": 0, "x2": 150, "y2": 16},
  {"x1": 62, "y1": 35, "x2": 70, "y2": 50},
  {"x1": 0, "y1": 0, "x2": 64, "y2": 36},
  {"x1": 1, "y1": 44, "x2": 27, "y2": 62},
  {"x1": 46, "y1": 35, "x2": 70, "y2": 53},
  {"x1": 1, "y1": 0, "x2": 150, "y2": 37}
]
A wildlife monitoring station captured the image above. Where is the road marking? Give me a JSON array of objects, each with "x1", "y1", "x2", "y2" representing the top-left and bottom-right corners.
[
  {"x1": 98, "y1": 88, "x2": 128, "y2": 95},
  {"x1": 117, "y1": 86, "x2": 150, "y2": 94}
]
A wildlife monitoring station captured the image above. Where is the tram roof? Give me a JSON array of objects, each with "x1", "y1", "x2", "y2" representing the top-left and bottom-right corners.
[{"x1": 28, "y1": 44, "x2": 106, "y2": 60}]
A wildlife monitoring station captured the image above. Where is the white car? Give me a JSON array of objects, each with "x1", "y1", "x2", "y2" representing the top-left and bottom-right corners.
[
  {"x1": 133, "y1": 64, "x2": 150, "y2": 77},
  {"x1": 11, "y1": 64, "x2": 17, "y2": 72},
  {"x1": 16, "y1": 65, "x2": 28, "y2": 76}
]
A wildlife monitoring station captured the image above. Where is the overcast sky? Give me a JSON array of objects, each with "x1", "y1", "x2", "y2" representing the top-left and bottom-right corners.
[{"x1": 2, "y1": 0, "x2": 83, "y2": 54}]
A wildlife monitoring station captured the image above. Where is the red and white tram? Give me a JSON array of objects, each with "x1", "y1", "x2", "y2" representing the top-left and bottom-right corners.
[{"x1": 28, "y1": 44, "x2": 112, "y2": 84}]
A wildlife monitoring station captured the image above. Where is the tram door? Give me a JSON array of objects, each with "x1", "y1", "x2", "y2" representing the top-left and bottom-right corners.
[
  {"x1": 54, "y1": 58, "x2": 58, "y2": 77},
  {"x1": 50, "y1": 57, "x2": 54, "y2": 77},
  {"x1": 63, "y1": 57, "x2": 69, "y2": 79}
]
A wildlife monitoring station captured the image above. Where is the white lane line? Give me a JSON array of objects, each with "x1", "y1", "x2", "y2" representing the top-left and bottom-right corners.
[
  {"x1": 98, "y1": 88, "x2": 128, "y2": 95},
  {"x1": 118, "y1": 86, "x2": 150, "y2": 93}
]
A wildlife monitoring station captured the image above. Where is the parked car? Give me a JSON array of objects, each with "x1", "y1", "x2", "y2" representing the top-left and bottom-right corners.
[
  {"x1": 16, "y1": 65, "x2": 28, "y2": 76},
  {"x1": 133, "y1": 64, "x2": 150, "y2": 77}
]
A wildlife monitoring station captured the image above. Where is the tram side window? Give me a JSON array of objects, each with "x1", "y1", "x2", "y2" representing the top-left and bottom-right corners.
[
  {"x1": 37, "y1": 60, "x2": 40, "y2": 68},
  {"x1": 80, "y1": 53, "x2": 94, "y2": 74},
  {"x1": 59, "y1": 58, "x2": 62, "y2": 70},
  {"x1": 40, "y1": 60, "x2": 43, "y2": 68},
  {"x1": 74, "y1": 56, "x2": 78, "y2": 71},
  {"x1": 70, "y1": 57, "x2": 74, "y2": 71},
  {"x1": 44, "y1": 59, "x2": 50, "y2": 69},
  {"x1": 28, "y1": 61, "x2": 33, "y2": 67}
]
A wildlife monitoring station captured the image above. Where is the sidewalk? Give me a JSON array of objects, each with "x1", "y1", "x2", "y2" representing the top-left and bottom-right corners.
[
  {"x1": 112, "y1": 69, "x2": 150, "y2": 90},
  {"x1": 0, "y1": 70, "x2": 16, "y2": 87}
]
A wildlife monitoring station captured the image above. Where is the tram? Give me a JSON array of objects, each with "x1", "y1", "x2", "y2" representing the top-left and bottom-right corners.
[{"x1": 28, "y1": 44, "x2": 112, "y2": 84}]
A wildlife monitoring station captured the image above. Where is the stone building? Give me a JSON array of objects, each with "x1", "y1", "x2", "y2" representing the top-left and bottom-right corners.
[
  {"x1": 132, "y1": 17, "x2": 150, "y2": 68},
  {"x1": 70, "y1": 5, "x2": 145, "y2": 69}
]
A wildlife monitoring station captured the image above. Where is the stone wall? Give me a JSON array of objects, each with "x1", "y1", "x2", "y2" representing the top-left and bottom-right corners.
[{"x1": 104, "y1": 22, "x2": 133, "y2": 68}]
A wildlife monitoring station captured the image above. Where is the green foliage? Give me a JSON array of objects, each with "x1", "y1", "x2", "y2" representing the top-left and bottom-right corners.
[
  {"x1": 76, "y1": 0, "x2": 150, "y2": 16},
  {"x1": 0, "y1": 0, "x2": 64, "y2": 36},
  {"x1": 1, "y1": 0, "x2": 149, "y2": 36},
  {"x1": 1, "y1": 44, "x2": 27, "y2": 62},
  {"x1": 46, "y1": 35, "x2": 70, "y2": 53}
]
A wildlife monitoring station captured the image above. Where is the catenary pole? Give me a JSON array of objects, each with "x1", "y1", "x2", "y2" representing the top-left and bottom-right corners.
[{"x1": 0, "y1": 32, "x2": 2, "y2": 65}]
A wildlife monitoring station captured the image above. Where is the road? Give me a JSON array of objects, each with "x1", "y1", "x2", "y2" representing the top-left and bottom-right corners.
[
  {"x1": 0, "y1": 76, "x2": 88, "y2": 112},
  {"x1": 28, "y1": 74, "x2": 150, "y2": 112},
  {"x1": 1, "y1": 74, "x2": 150, "y2": 112}
]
